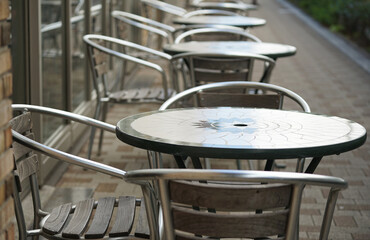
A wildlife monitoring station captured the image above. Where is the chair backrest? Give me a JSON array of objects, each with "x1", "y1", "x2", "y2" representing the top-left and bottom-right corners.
[
  {"x1": 141, "y1": 0, "x2": 239, "y2": 19},
  {"x1": 159, "y1": 81, "x2": 310, "y2": 113},
  {"x1": 172, "y1": 52, "x2": 275, "y2": 90},
  {"x1": 141, "y1": 0, "x2": 187, "y2": 18},
  {"x1": 182, "y1": 8, "x2": 240, "y2": 18},
  {"x1": 112, "y1": 10, "x2": 175, "y2": 48},
  {"x1": 10, "y1": 105, "x2": 132, "y2": 239},
  {"x1": 10, "y1": 112, "x2": 41, "y2": 240},
  {"x1": 83, "y1": 34, "x2": 172, "y2": 100},
  {"x1": 190, "y1": 2, "x2": 256, "y2": 16},
  {"x1": 125, "y1": 168, "x2": 347, "y2": 240},
  {"x1": 174, "y1": 27, "x2": 261, "y2": 43}
]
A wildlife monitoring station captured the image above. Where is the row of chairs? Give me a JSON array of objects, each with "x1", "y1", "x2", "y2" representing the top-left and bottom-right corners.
[
  {"x1": 112, "y1": 9, "x2": 257, "y2": 50},
  {"x1": 10, "y1": 2, "x2": 346, "y2": 240},
  {"x1": 83, "y1": 27, "x2": 272, "y2": 158},
  {"x1": 11, "y1": 99, "x2": 344, "y2": 240}
]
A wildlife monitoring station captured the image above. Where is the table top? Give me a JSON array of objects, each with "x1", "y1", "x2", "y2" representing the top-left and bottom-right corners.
[
  {"x1": 191, "y1": 2, "x2": 258, "y2": 11},
  {"x1": 116, "y1": 108, "x2": 367, "y2": 159},
  {"x1": 173, "y1": 16, "x2": 266, "y2": 28},
  {"x1": 163, "y1": 41, "x2": 297, "y2": 58}
]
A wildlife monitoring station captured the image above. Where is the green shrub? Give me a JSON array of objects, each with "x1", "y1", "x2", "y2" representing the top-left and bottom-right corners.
[{"x1": 290, "y1": 0, "x2": 369, "y2": 50}]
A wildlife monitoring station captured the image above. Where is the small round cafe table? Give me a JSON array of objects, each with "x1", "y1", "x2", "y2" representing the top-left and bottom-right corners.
[
  {"x1": 116, "y1": 108, "x2": 367, "y2": 173},
  {"x1": 163, "y1": 41, "x2": 297, "y2": 59},
  {"x1": 173, "y1": 15, "x2": 266, "y2": 28}
]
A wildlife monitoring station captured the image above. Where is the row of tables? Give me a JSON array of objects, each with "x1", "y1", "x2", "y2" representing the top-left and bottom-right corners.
[{"x1": 114, "y1": 3, "x2": 367, "y2": 173}]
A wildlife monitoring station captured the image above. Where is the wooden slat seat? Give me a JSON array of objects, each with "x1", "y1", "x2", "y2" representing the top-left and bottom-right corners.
[
  {"x1": 109, "y1": 88, "x2": 176, "y2": 103},
  {"x1": 41, "y1": 196, "x2": 150, "y2": 239},
  {"x1": 125, "y1": 169, "x2": 348, "y2": 240},
  {"x1": 10, "y1": 106, "x2": 152, "y2": 240},
  {"x1": 83, "y1": 34, "x2": 176, "y2": 159}
]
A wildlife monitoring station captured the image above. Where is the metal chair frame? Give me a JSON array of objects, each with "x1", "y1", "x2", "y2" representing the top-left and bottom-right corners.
[
  {"x1": 141, "y1": 0, "x2": 240, "y2": 19},
  {"x1": 111, "y1": 10, "x2": 249, "y2": 48},
  {"x1": 160, "y1": 81, "x2": 310, "y2": 170},
  {"x1": 171, "y1": 52, "x2": 275, "y2": 92},
  {"x1": 174, "y1": 27, "x2": 262, "y2": 43},
  {"x1": 11, "y1": 104, "x2": 156, "y2": 240},
  {"x1": 125, "y1": 168, "x2": 347, "y2": 240},
  {"x1": 83, "y1": 34, "x2": 177, "y2": 159}
]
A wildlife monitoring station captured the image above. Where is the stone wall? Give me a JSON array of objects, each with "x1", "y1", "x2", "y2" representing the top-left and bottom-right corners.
[{"x1": 0, "y1": 0, "x2": 14, "y2": 239}]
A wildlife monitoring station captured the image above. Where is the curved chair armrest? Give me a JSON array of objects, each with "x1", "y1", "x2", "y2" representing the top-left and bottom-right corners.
[
  {"x1": 159, "y1": 81, "x2": 310, "y2": 112},
  {"x1": 194, "y1": 2, "x2": 258, "y2": 11},
  {"x1": 112, "y1": 10, "x2": 175, "y2": 33},
  {"x1": 125, "y1": 168, "x2": 347, "y2": 189},
  {"x1": 12, "y1": 104, "x2": 116, "y2": 133},
  {"x1": 12, "y1": 130, "x2": 126, "y2": 179},
  {"x1": 141, "y1": 0, "x2": 187, "y2": 17},
  {"x1": 174, "y1": 27, "x2": 262, "y2": 44},
  {"x1": 112, "y1": 11, "x2": 174, "y2": 43},
  {"x1": 84, "y1": 34, "x2": 172, "y2": 61},
  {"x1": 84, "y1": 34, "x2": 171, "y2": 76},
  {"x1": 170, "y1": 51, "x2": 274, "y2": 65},
  {"x1": 183, "y1": 9, "x2": 239, "y2": 18}
]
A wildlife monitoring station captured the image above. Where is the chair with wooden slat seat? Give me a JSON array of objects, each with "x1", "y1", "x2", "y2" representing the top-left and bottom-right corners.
[
  {"x1": 190, "y1": 0, "x2": 258, "y2": 16},
  {"x1": 171, "y1": 51, "x2": 274, "y2": 97},
  {"x1": 83, "y1": 34, "x2": 177, "y2": 159},
  {"x1": 10, "y1": 104, "x2": 155, "y2": 240},
  {"x1": 125, "y1": 168, "x2": 347, "y2": 240},
  {"x1": 174, "y1": 27, "x2": 261, "y2": 43},
  {"x1": 111, "y1": 10, "x2": 246, "y2": 50},
  {"x1": 141, "y1": 0, "x2": 240, "y2": 19},
  {"x1": 159, "y1": 81, "x2": 310, "y2": 170}
]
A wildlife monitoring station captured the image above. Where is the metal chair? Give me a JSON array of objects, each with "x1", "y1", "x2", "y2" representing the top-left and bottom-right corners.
[
  {"x1": 160, "y1": 81, "x2": 310, "y2": 170},
  {"x1": 11, "y1": 104, "x2": 155, "y2": 239},
  {"x1": 141, "y1": 0, "x2": 239, "y2": 20},
  {"x1": 111, "y1": 10, "x2": 248, "y2": 49},
  {"x1": 83, "y1": 34, "x2": 177, "y2": 159},
  {"x1": 174, "y1": 27, "x2": 262, "y2": 43},
  {"x1": 171, "y1": 52, "x2": 274, "y2": 92},
  {"x1": 125, "y1": 168, "x2": 347, "y2": 240},
  {"x1": 112, "y1": 10, "x2": 175, "y2": 50},
  {"x1": 190, "y1": 0, "x2": 258, "y2": 16}
]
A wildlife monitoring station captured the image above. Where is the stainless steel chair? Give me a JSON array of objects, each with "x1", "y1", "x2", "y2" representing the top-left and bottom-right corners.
[
  {"x1": 125, "y1": 168, "x2": 347, "y2": 240},
  {"x1": 141, "y1": 0, "x2": 239, "y2": 20},
  {"x1": 190, "y1": 0, "x2": 258, "y2": 16},
  {"x1": 83, "y1": 34, "x2": 177, "y2": 159},
  {"x1": 112, "y1": 10, "x2": 175, "y2": 50},
  {"x1": 11, "y1": 104, "x2": 154, "y2": 240},
  {"x1": 171, "y1": 52, "x2": 274, "y2": 92},
  {"x1": 160, "y1": 81, "x2": 310, "y2": 170},
  {"x1": 111, "y1": 10, "x2": 247, "y2": 49},
  {"x1": 174, "y1": 27, "x2": 262, "y2": 43}
]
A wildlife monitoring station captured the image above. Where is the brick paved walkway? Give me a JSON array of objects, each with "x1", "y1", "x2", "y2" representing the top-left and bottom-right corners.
[{"x1": 55, "y1": 0, "x2": 370, "y2": 239}]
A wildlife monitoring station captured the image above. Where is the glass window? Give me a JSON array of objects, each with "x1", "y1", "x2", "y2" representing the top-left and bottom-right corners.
[
  {"x1": 41, "y1": 0, "x2": 64, "y2": 140},
  {"x1": 71, "y1": 2, "x2": 86, "y2": 110}
]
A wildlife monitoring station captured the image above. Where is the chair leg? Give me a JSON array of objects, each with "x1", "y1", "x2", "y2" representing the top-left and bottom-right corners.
[
  {"x1": 236, "y1": 159, "x2": 242, "y2": 170},
  {"x1": 191, "y1": 157, "x2": 203, "y2": 169},
  {"x1": 296, "y1": 158, "x2": 306, "y2": 172},
  {"x1": 87, "y1": 102, "x2": 102, "y2": 159},
  {"x1": 264, "y1": 159, "x2": 275, "y2": 171},
  {"x1": 97, "y1": 102, "x2": 108, "y2": 156},
  {"x1": 120, "y1": 60, "x2": 127, "y2": 91},
  {"x1": 205, "y1": 158, "x2": 212, "y2": 169}
]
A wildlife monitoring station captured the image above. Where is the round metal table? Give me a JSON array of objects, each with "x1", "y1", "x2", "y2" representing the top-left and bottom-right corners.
[
  {"x1": 190, "y1": 2, "x2": 258, "y2": 12},
  {"x1": 163, "y1": 41, "x2": 297, "y2": 59},
  {"x1": 173, "y1": 16, "x2": 266, "y2": 28},
  {"x1": 116, "y1": 108, "x2": 367, "y2": 172}
]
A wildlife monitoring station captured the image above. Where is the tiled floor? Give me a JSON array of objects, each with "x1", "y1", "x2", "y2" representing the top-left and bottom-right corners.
[{"x1": 53, "y1": 0, "x2": 370, "y2": 239}]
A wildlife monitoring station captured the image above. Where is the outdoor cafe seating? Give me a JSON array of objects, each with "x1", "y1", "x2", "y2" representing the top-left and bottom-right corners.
[
  {"x1": 6, "y1": 1, "x2": 368, "y2": 240},
  {"x1": 11, "y1": 105, "x2": 150, "y2": 239}
]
